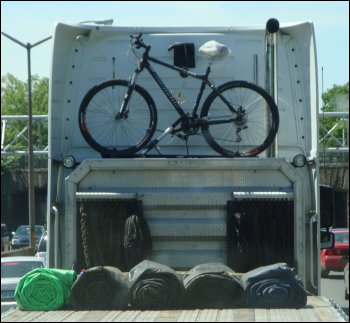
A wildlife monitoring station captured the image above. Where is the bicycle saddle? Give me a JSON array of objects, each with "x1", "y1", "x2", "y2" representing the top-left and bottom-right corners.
[{"x1": 199, "y1": 40, "x2": 231, "y2": 59}]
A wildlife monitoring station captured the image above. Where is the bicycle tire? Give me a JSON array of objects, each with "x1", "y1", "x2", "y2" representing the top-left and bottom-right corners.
[
  {"x1": 200, "y1": 81, "x2": 279, "y2": 157},
  {"x1": 79, "y1": 79, "x2": 157, "y2": 157}
]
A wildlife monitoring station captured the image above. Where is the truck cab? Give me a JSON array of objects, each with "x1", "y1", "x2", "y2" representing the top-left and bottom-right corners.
[{"x1": 47, "y1": 19, "x2": 322, "y2": 295}]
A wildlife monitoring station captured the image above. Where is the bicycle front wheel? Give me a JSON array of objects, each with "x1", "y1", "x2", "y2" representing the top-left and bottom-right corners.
[
  {"x1": 79, "y1": 79, "x2": 157, "y2": 157},
  {"x1": 200, "y1": 81, "x2": 279, "y2": 157}
]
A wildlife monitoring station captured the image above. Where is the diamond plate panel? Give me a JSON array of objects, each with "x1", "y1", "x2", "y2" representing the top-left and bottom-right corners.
[{"x1": 79, "y1": 168, "x2": 291, "y2": 190}]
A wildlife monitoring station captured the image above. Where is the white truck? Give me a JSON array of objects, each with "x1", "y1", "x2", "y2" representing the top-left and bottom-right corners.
[{"x1": 2, "y1": 19, "x2": 348, "y2": 322}]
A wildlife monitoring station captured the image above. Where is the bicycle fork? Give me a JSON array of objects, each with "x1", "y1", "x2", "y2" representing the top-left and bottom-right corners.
[{"x1": 117, "y1": 71, "x2": 139, "y2": 118}]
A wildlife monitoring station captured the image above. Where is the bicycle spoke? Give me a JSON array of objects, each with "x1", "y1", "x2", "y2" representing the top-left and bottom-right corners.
[
  {"x1": 201, "y1": 81, "x2": 278, "y2": 157},
  {"x1": 79, "y1": 80, "x2": 157, "y2": 156}
]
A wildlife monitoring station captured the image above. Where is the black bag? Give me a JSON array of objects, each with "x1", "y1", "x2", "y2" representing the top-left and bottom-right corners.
[
  {"x1": 168, "y1": 43, "x2": 195, "y2": 69},
  {"x1": 123, "y1": 214, "x2": 152, "y2": 269}
]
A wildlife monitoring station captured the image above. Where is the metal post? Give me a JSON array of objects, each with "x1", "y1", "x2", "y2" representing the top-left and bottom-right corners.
[
  {"x1": 1, "y1": 31, "x2": 51, "y2": 248},
  {"x1": 26, "y1": 43, "x2": 36, "y2": 248},
  {"x1": 265, "y1": 18, "x2": 280, "y2": 157}
]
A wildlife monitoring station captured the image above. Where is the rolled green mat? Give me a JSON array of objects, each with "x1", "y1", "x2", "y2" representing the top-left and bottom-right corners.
[{"x1": 14, "y1": 268, "x2": 77, "y2": 310}]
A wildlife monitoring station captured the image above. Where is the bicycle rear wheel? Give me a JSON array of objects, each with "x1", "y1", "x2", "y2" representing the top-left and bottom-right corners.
[
  {"x1": 79, "y1": 79, "x2": 157, "y2": 157},
  {"x1": 200, "y1": 81, "x2": 279, "y2": 157}
]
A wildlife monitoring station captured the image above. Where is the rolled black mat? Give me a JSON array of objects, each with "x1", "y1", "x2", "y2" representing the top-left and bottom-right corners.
[
  {"x1": 70, "y1": 266, "x2": 129, "y2": 310},
  {"x1": 129, "y1": 260, "x2": 185, "y2": 309},
  {"x1": 241, "y1": 263, "x2": 307, "y2": 308},
  {"x1": 183, "y1": 263, "x2": 245, "y2": 308}
]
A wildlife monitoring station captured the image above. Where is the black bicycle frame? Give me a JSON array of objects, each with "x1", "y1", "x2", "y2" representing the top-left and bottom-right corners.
[
  {"x1": 124, "y1": 52, "x2": 213, "y2": 122},
  {"x1": 121, "y1": 47, "x2": 239, "y2": 132},
  {"x1": 146, "y1": 56, "x2": 212, "y2": 118}
]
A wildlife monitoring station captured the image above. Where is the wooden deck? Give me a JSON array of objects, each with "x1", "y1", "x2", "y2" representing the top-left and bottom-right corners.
[{"x1": 1, "y1": 297, "x2": 347, "y2": 322}]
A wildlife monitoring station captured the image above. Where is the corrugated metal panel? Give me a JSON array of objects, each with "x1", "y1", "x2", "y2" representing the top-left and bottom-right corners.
[{"x1": 74, "y1": 159, "x2": 293, "y2": 270}]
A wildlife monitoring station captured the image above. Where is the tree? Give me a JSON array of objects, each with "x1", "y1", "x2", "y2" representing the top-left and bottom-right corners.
[
  {"x1": 1, "y1": 73, "x2": 49, "y2": 173},
  {"x1": 1, "y1": 73, "x2": 49, "y2": 114},
  {"x1": 320, "y1": 83, "x2": 349, "y2": 150},
  {"x1": 321, "y1": 83, "x2": 349, "y2": 112}
]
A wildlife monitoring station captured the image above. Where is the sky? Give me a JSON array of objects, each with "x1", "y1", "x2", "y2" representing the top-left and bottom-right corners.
[{"x1": 1, "y1": 1, "x2": 349, "y2": 96}]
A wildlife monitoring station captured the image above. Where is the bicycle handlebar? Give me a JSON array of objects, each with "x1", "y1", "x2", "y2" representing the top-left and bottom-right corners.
[{"x1": 130, "y1": 33, "x2": 149, "y2": 50}]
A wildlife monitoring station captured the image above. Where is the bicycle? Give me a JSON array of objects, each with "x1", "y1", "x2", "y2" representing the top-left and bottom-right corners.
[{"x1": 79, "y1": 33, "x2": 279, "y2": 158}]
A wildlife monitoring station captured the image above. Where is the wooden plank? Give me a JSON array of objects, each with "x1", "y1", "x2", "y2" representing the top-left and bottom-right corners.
[
  {"x1": 75, "y1": 310, "x2": 113, "y2": 322},
  {"x1": 154, "y1": 310, "x2": 182, "y2": 322},
  {"x1": 136, "y1": 311, "x2": 160, "y2": 322},
  {"x1": 299, "y1": 306, "x2": 324, "y2": 322},
  {"x1": 28, "y1": 310, "x2": 74, "y2": 322},
  {"x1": 231, "y1": 308, "x2": 255, "y2": 322},
  {"x1": 1, "y1": 310, "x2": 21, "y2": 322},
  {"x1": 177, "y1": 309, "x2": 200, "y2": 322},
  {"x1": 1, "y1": 297, "x2": 347, "y2": 322},
  {"x1": 61, "y1": 311, "x2": 90, "y2": 322},
  {"x1": 255, "y1": 309, "x2": 269, "y2": 322},
  {"x1": 14, "y1": 311, "x2": 45, "y2": 322},
  {"x1": 1, "y1": 309, "x2": 22, "y2": 322},
  {"x1": 308, "y1": 297, "x2": 345, "y2": 322},
  {"x1": 113, "y1": 310, "x2": 142, "y2": 322},
  {"x1": 97, "y1": 311, "x2": 123, "y2": 322},
  {"x1": 255, "y1": 304, "x2": 328, "y2": 322},
  {"x1": 216, "y1": 309, "x2": 236, "y2": 322},
  {"x1": 260, "y1": 309, "x2": 303, "y2": 322},
  {"x1": 196, "y1": 309, "x2": 219, "y2": 322}
]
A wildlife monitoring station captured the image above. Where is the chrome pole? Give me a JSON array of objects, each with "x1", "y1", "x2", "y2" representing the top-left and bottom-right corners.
[{"x1": 265, "y1": 18, "x2": 280, "y2": 157}]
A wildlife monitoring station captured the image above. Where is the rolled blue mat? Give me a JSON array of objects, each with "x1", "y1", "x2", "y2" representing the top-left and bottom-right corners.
[{"x1": 241, "y1": 263, "x2": 307, "y2": 308}]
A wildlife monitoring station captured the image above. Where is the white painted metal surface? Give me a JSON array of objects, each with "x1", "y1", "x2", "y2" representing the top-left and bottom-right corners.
[{"x1": 49, "y1": 21, "x2": 318, "y2": 162}]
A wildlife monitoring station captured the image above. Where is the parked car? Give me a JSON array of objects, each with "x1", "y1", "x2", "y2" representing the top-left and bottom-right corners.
[
  {"x1": 11, "y1": 225, "x2": 45, "y2": 249},
  {"x1": 1, "y1": 256, "x2": 45, "y2": 302},
  {"x1": 345, "y1": 262, "x2": 349, "y2": 300},
  {"x1": 320, "y1": 228, "x2": 349, "y2": 277},
  {"x1": 1, "y1": 224, "x2": 11, "y2": 252},
  {"x1": 35, "y1": 231, "x2": 47, "y2": 265}
]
